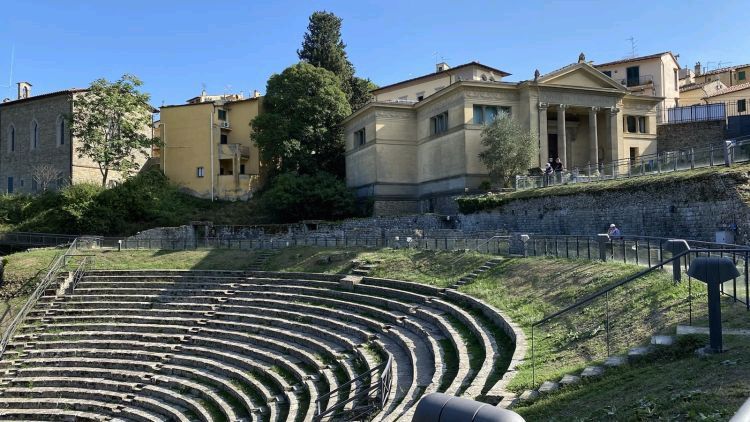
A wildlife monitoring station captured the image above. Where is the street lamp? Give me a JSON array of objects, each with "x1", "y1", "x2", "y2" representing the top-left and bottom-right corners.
[{"x1": 687, "y1": 256, "x2": 740, "y2": 353}]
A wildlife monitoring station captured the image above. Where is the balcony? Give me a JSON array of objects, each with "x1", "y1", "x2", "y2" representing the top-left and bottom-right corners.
[
  {"x1": 218, "y1": 143, "x2": 250, "y2": 159},
  {"x1": 620, "y1": 75, "x2": 654, "y2": 88}
]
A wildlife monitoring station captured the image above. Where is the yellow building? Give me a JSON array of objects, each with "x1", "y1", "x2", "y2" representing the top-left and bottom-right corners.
[
  {"x1": 693, "y1": 62, "x2": 750, "y2": 87},
  {"x1": 701, "y1": 83, "x2": 750, "y2": 114},
  {"x1": 594, "y1": 52, "x2": 681, "y2": 110},
  {"x1": 159, "y1": 91, "x2": 262, "y2": 200},
  {"x1": 343, "y1": 56, "x2": 661, "y2": 215},
  {"x1": 678, "y1": 80, "x2": 727, "y2": 106}
]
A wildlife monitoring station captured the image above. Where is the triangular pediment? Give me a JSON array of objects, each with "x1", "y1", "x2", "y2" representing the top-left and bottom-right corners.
[{"x1": 539, "y1": 63, "x2": 628, "y2": 92}]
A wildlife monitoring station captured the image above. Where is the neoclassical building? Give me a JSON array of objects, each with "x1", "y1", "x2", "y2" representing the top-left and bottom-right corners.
[{"x1": 343, "y1": 55, "x2": 661, "y2": 215}]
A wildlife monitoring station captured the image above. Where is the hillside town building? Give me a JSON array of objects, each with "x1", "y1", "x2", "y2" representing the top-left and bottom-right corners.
[
  {"x1": 158, "y1": 90, "x2": 263, "y2": 200},
  {"x1": 0, "y1": 83, "x2": 152, "y2": 193},
  {"x1": 343, "y1": 55, "x2": 661, "y2": 215}
]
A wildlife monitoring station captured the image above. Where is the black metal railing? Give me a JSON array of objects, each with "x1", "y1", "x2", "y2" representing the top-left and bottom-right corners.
[
  {"x1": 529, "y1": 247, "x2": 750, "y2": 388},
  {"x1": 0, "y1": 232, "x2": 78, "y2": 247},
  {"x1": 314, "y1": 354, "x2": 393, "y2": 421},
  {"x1": 517, "y1": 136, "x2": 750, "y2": 190},
  {"x1": 0, "y1": 238, "x2": 79, "y2": 359}
]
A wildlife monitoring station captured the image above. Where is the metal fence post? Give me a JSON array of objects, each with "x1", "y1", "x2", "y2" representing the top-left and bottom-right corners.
[{"x1": 597, "y1": 234, "x2": 609, "y2": 261}]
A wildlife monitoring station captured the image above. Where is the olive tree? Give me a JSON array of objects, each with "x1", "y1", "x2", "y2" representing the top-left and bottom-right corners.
[{"x1": 478, "y1": 115, "x2": 536, "y2": 188}]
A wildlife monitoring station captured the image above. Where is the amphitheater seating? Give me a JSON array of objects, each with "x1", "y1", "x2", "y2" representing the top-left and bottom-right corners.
[{"x1": 0, "y1": 269, "x2": 516, "y2": 421}]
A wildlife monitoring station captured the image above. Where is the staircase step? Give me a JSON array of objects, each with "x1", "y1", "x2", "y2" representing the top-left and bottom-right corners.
[
  {"x1": 604, "y1": 355, "x2": 627, "y2": 367},
  {"x1": 580, "y1": 366, "x2": 604, "y2": 378},
  {"x1": 651, "y1": 335, "x2": 675, "y2": 346},
  {"x1": 627, "y1": 346, "x2": 653, "y2": 361},
  {"x1": 537, "y1": 381, "x2": 559, "y2": 394},
  {"x1": 559, "y1": 374, "x2": 580, "y2": 386},
  {"x1": 518, "y1": 389, "x2": 539, "y2": 402}
]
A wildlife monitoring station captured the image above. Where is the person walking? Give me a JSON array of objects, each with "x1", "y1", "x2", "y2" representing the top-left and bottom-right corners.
[{"x1": 607, "y1": 223, "x2": 621, "y2": 238}]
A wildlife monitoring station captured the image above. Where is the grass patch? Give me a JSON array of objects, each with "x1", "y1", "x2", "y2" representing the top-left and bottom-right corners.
[
  {"x1": 457, "y1": 162, "x2": 750, "y2": 213},
  {"x1": 516, "y1": 334, "x2": 750, "y2": 420},
  {"x1": 459, "y1": 257, "x2": 708, "y2": 392}
]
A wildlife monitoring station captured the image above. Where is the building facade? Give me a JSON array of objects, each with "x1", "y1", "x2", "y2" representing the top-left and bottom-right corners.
[
  {"x1": 0, "y1": 83, "x2": 150, "y2": 193},
  {"x1": 693, "y1": 62, "x2": 750, "y2": 87},
  {"x1": 343, "y1": 57, "x2": 661, "y2": 215},
  {"x1": 594, "y1": 52, "x2": 681, "y2": 110},
  {"x1": 159, "y1": 91, "x2": 262, "y2": 200}
]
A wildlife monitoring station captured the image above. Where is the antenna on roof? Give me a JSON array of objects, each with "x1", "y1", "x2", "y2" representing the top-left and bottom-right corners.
[
  {"x1": 626, "y1": 36, "x2": 637, "y2": 58},
  {"x1": 717, "y1": 61, "x2": 733, "y2": 69}
]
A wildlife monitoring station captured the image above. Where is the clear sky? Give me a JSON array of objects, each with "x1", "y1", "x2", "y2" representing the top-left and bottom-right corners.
[{"x1": 1, "y1": 0, "x2": 748, "y2": 107}]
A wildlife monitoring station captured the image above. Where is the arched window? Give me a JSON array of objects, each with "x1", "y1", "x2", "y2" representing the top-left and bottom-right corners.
[
  {"x1": 30, "y1": 120, "x2": 39, "y2": 150},
  {"x1": 7, "y1": 125, "x2": 15, "y2": 152},
  {"x1": 56, "y1": 116, "x2": 65, "y2": 146}
]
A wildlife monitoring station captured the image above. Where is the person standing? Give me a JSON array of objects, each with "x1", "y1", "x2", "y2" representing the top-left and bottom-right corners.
[
  {"x1": 553, "y1": 158, "x2": 564, "y2": 183},
  {"x1": 607, "y1": 223, "x2": 621, "y2": 238}
]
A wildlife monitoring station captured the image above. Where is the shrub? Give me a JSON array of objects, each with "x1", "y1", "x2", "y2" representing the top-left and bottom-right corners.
[{"x1": 260, "y1": 172, "x2": 356, "y2": 222}]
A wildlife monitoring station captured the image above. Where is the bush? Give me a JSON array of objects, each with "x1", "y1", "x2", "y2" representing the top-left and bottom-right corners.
[{"x1": 259, "y1": 172, "x2": 357, "y2": 223}]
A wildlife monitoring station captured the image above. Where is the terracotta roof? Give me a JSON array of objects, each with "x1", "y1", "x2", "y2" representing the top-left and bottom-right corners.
[
  {"x1": 594, "y1": 51, "x2": 678, "y2": 68},
  {"x1": 161, "y1": 95, "x2": 259, "y2": 109},
  {"x1": 703, "y1": 82, "x2": 750, "y2": 98},
  {"x1": 700, "y1": 64, "x2": 750, "y2": 76},
  {"x1": 680, "y1": 81, "x2": 713, "y2": 92},
  {"x1": 0, "y1": 88, "x2": 87, "y2": 107},
  {"x1": 371, "y1": 61, "x2": 511, "y2": 94}
]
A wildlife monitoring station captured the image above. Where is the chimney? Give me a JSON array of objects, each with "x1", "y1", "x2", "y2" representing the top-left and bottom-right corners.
[
  {"x1": 253, "y1": 89, "x2": 260, "y2": 98},
  {"x1": 17, "y1": 82, "x2": 32, "y2": 100},
  {"x1": 695, "y1": 62, "x2": 702, "y2": 76},
  {"x1": 436, "y1": 62, "x2": 450, "y2": 72}
]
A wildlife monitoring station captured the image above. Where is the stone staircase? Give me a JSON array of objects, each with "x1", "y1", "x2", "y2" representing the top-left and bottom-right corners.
[
  {"x1": 247, "y1": 250, "x2": 277, "y2": 271},
  {"x1": 450, "y1": 258, "x2": 503, "y2": 289},
  {"x1": 512, "y1": 334, "x2": 677, "y2": 407},
  {"x1": 0, "y1": 269, "x2": 519, "y2": 421},
  {"x1": 350, "y1": 259, "x2": 380, "y2": 277}
]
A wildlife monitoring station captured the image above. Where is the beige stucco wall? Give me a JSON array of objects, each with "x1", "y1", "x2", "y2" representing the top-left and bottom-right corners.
[
  {"x1": 373, "y1": 64, "x2": 505, "y2": 103},
  {"x1": 160, "y1": 98, "x2": 260, "y2": 200},
  {"x1": 597, "y1": 55, "x2": 679, "y2": 108},
  {"x1": 695, "y1": 65, "x2": 750, "y2": 87},
  {"x1": 707, "y1": 89, "x2": 750, "y2": 106}
]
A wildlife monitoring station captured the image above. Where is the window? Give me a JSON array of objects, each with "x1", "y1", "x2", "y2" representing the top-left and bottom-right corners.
[
  {"x1": 416, "y1": 92, "x2": 425, "y2": 101},
  {"x1": 354, "y1": 128, "x2": 366, "y2": 146},
  {"x1": 739, "y1": 99, "x2": 747, "y2": 113},
  {"x1": 31, "y1": 180, "x2": 37, "y2": 193},
  {"x1": 626, "y1": 115, "x2": 637, "y2": 133},
  {"x1": 6, "y1": 125, "x2": 14, "y2": 152},
  {"x1": 30, "y1": 120, "x2": 39, "y2": 149},
  {"x1": 57, "y1": 116, "x2": 65, "y2": 145},
  {"x1": 430, "y1": 111, "x2": 449, "y2": 135},
  {"x1": 630, "y1": 147, "x2": 639, "y2": 164},
  {"x1": 240, "y1": 164, "x2": 246, "y2": 174},
  {"x1": 473, "y1": 105, "x2": 511, "y2": 125},
  {"x1": 739, "y1": 71, "x2": 746, "y2": 81},
  {"x1": 638, "y1": 116, "x2": 647, "y2": 133},
  {"x1": 196, "y1": 167, "x2": 205, "y2": 177},
  {"x1": 217, "y1": 109, "x2": 227, "y2": 120},
  {"x1": 626, "y1": 66, "x2": 640, "y2": 87},
  {"x1": 602, "y1": 70, "x2": 612, "y2": 78},
  {"x1": 6, "y1": 177, "x2": 12, "y2": 194},
  {"x1": 220, "y1": 134, "x2": 228, "y2": 144},
  {"x1": 674, "y1": 69, "x2": 678, "y2": 91}
]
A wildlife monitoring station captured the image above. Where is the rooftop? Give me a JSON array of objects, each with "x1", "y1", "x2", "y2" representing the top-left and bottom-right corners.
[
  {"x1": 703, "y1": 81, "x2": 750, "y2": 98},
  {"x1": 0, "y1": 88, "x2": 87, "y2": 107},
  {"x1": 594, "y1": 51, "x2": 678, "y2": 68},
  {"x1": 371, "y1": 61, "x2": 511, "y2": 94},
  {"x1": 701, "y1": 64, "x2": 750, "y2": 76}
]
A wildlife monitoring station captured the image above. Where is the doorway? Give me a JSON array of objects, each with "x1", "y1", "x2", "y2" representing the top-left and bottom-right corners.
[{"x1": 547, "y1": 134, "x2": 558, "y2": 161}]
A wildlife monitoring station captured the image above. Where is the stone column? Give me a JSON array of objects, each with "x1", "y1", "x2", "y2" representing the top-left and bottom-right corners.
[
  {"x1": 538, "y1": 102, "x2": 549, "y2": 165},
  {"x1": 557, "y1": 105, "x2": 567, "y2": 168},
  {"x1": 607, "y1": 107, "x2": 620, "y2": 169},
  {"x1": 588, "y1": 107, "x2": 599, "y2": 168}
]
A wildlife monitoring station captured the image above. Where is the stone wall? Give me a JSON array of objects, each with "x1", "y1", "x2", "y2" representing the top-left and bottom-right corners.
[
  {"x1": 127, "y1": 225, "x2": 196, "y2": 244},
  {"x1": 457, "y1": 170, "x2": 750, "y2": 243},
  {"x1": 657, "y1": 120, "x2": 726, "y2": 153}
]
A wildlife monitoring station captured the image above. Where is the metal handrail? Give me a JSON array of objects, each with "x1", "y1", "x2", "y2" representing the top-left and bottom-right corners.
[
  {"x1": 0, "y1": 238, "x2": 79, "y2": 359},
  {"x1": 314, "y1": 354, "x2": 393, "y2": 421},
  {"x1": 529, "y1": 247, "x2": 750, "y2": 387}
]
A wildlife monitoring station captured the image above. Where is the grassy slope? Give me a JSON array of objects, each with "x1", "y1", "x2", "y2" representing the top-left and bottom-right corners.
[
  {"x1": 458, "y1": 162, "x2": 750, "y2": 212},
  {"x1": 459, "y1": 257, "x2": 714, "y2": 392},
  {"x1": 516, "y1": 335, "x2": 750, "y2": 421}
]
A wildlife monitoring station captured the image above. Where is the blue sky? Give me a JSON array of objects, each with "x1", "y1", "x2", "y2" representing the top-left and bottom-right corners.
[{"x1": 1, "y1": 1, "x2": 748, "y2": 107}]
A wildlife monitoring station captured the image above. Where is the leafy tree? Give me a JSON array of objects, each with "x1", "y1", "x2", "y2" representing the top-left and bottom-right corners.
[
  {"x1": 69, "y1": 74, "x2": 155, "y2": 186},
  {"x1": 259, "y1": 172, "x2": 356, "y2": 222},
  {"x1": 478, "y1": 116, "x2": 536, "y2": 188},
  {"x1": 298, "y1": 11, "x2": 376, "y2": 110},
  {"x1": 251, "y1": 62, "x2": 351, "y2": 178}
]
